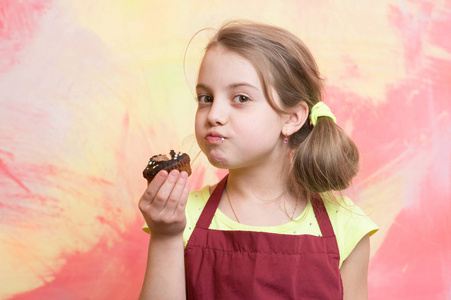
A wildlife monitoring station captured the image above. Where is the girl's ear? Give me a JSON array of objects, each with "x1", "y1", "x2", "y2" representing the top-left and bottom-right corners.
[{"x1": 283, "y1": 102, "x2": 309, "y2": 136}]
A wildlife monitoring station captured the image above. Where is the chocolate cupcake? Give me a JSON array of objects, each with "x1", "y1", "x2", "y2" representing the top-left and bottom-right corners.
[{"x1": 143, "y1": 150, "x2": 192, "y2": 182}]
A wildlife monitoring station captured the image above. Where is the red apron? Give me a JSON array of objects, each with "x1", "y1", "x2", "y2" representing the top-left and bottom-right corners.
[{"x1": 185, "y1": 176, "x2": 343, "y2": 299}]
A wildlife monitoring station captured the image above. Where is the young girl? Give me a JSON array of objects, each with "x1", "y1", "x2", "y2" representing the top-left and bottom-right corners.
[{"x1": 139, "y1": 20, "x2": 378, "y2": 300}]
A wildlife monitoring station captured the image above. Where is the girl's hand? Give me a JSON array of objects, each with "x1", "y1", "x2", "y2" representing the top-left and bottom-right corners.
[{"x1": 138, "y1": 170, "x2": 190, "y2": 238}]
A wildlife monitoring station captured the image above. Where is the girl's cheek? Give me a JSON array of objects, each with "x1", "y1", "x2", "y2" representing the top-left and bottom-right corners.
[{"x1": 194, "y1": 123, "x2": 203, "y2": 144}]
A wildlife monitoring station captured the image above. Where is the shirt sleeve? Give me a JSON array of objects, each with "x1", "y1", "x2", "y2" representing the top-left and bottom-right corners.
[
  {"x1": 325, "y1": 197, "x2": 379, "y2": 268},
  {"x1": 142, "y1": 222, "x2": 150, "y2": 234}
]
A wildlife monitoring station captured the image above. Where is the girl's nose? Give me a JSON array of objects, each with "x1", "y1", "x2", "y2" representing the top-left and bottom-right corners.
[{"x1": 207, "y1": 100, "x2": 228, "y2": 126}]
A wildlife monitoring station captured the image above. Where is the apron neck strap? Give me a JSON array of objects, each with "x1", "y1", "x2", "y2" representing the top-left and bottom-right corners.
[
  {"x1": 196, "y1": 174, "x2": 228, "y2": 229},
  {"x1": 312, "y1": 197, "x2": 335, "y2": 237}
]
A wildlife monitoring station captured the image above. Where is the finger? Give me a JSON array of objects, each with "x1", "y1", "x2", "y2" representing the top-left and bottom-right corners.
[
  {"x1": 174, "y1": 179, "x2": 190, "y2": 217},
  {"x1": 151, "y1": 169, "x2": 180, "y2": 212},
  {"x1": 140, "y1": 170, "x2": 168, "y2": 207},
  {"x1": 163, "y1": 171, "x2": 189, "y2": 215}
]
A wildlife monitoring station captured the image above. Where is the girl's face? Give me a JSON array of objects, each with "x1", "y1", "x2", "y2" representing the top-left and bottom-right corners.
[{"x1": 195, "y1": 47, "x2": 288, "y2": 170}]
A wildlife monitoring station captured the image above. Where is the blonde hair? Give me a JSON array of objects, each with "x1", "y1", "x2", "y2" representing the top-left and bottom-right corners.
[{"x1": 205, "y1": 20, "x2": 359, "y2": 202}]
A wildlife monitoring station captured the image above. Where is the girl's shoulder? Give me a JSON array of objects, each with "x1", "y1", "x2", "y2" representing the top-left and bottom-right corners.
[
  {"x1": 323, "y1": 196, "x2": 378, "y2": 232},
  {"x1": 323, "y1": 196, "x2": 370, "y2": 219},
  {"x1": 323, "y1": 196, "x2": 379, "y2": 267},
  {"x1": 187, "y1": 185, "x2": 212, "y2": 206}
]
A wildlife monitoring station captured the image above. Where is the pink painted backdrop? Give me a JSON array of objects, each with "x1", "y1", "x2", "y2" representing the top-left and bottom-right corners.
[{"x1": 1, "y1": 1, "x2": 450, "y2": 299}]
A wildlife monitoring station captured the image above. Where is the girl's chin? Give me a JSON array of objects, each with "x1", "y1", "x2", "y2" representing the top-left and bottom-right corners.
[
  {"x1": 204, "y1": 151, "x2": 229, "y2": 168},
  {"x1": 207, "y1": 156, "x2": 228, "y2": 168}
]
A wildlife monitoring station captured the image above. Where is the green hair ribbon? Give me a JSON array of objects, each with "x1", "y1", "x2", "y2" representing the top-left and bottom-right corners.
[{"x1": 309, "y1": 101, "x2": 337, "y2": 126}]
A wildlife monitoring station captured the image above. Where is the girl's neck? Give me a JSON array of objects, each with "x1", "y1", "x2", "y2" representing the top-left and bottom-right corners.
[
  {"x1": 213, "y1": 149, "x2": 307, "y2": 226},
  {"x1": 225, "y1": 152, "x2": 297, "y2": 204},
  {"x1": 227, "y1": 169, "x2": 287, "y2": 202},
  {"x1": 218, "y1": 165, "x2": 307, "y2": 226}
]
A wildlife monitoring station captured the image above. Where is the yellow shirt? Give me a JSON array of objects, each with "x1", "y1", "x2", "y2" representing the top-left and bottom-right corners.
[{"x1": 143, "y1": 185, "x2": 379, "y2": 268}]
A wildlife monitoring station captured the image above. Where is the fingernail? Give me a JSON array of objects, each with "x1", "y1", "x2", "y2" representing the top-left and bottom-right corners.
[
  {"x1": 170, "y1": 170, "x2": 179, "y2": 178},
  {"x1": 180, "y1": 171, "x2": 188, "y2": 179}
]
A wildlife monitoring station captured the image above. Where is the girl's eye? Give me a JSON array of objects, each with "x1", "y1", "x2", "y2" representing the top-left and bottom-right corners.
[
  {"x1": 233, "y1": 95, "x2": 250, "y2": 104},
  {"x1": 197, "y1": 94, "x2": 213, "y2": 104}
]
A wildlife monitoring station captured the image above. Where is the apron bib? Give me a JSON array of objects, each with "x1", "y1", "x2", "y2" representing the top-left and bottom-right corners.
[{"x1": 185, "y1": 176, "x2": 343, "y2": 299}]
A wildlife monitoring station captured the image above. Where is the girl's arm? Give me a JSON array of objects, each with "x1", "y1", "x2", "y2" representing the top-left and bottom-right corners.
[
  {"x1": 139, "y1": 234, "x2": 185, "y2": 299},
  {"x1": 138, "y1": 170, "x2": 190, "y2": 300},
  {"x1": 340, "y1": 234, "x2": 370, "y2": 300}
]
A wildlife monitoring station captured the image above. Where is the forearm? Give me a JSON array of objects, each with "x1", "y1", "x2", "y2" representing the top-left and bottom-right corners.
[{"x1": 139, "y1": 234, "x2": 186, "y2": 300}]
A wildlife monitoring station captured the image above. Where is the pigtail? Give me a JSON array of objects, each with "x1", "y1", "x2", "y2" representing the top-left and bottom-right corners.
[{"x1": 292, "y1": 116, "x2": 359, "y2": 194}]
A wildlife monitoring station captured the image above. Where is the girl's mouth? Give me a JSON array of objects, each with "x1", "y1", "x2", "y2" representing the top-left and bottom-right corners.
[
  {"x1": 206, "y1": 132, "x2": 226, "y2": 144},
  {"x1": 206, "y1": 136, "x2": 225, "y2": 143}
]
